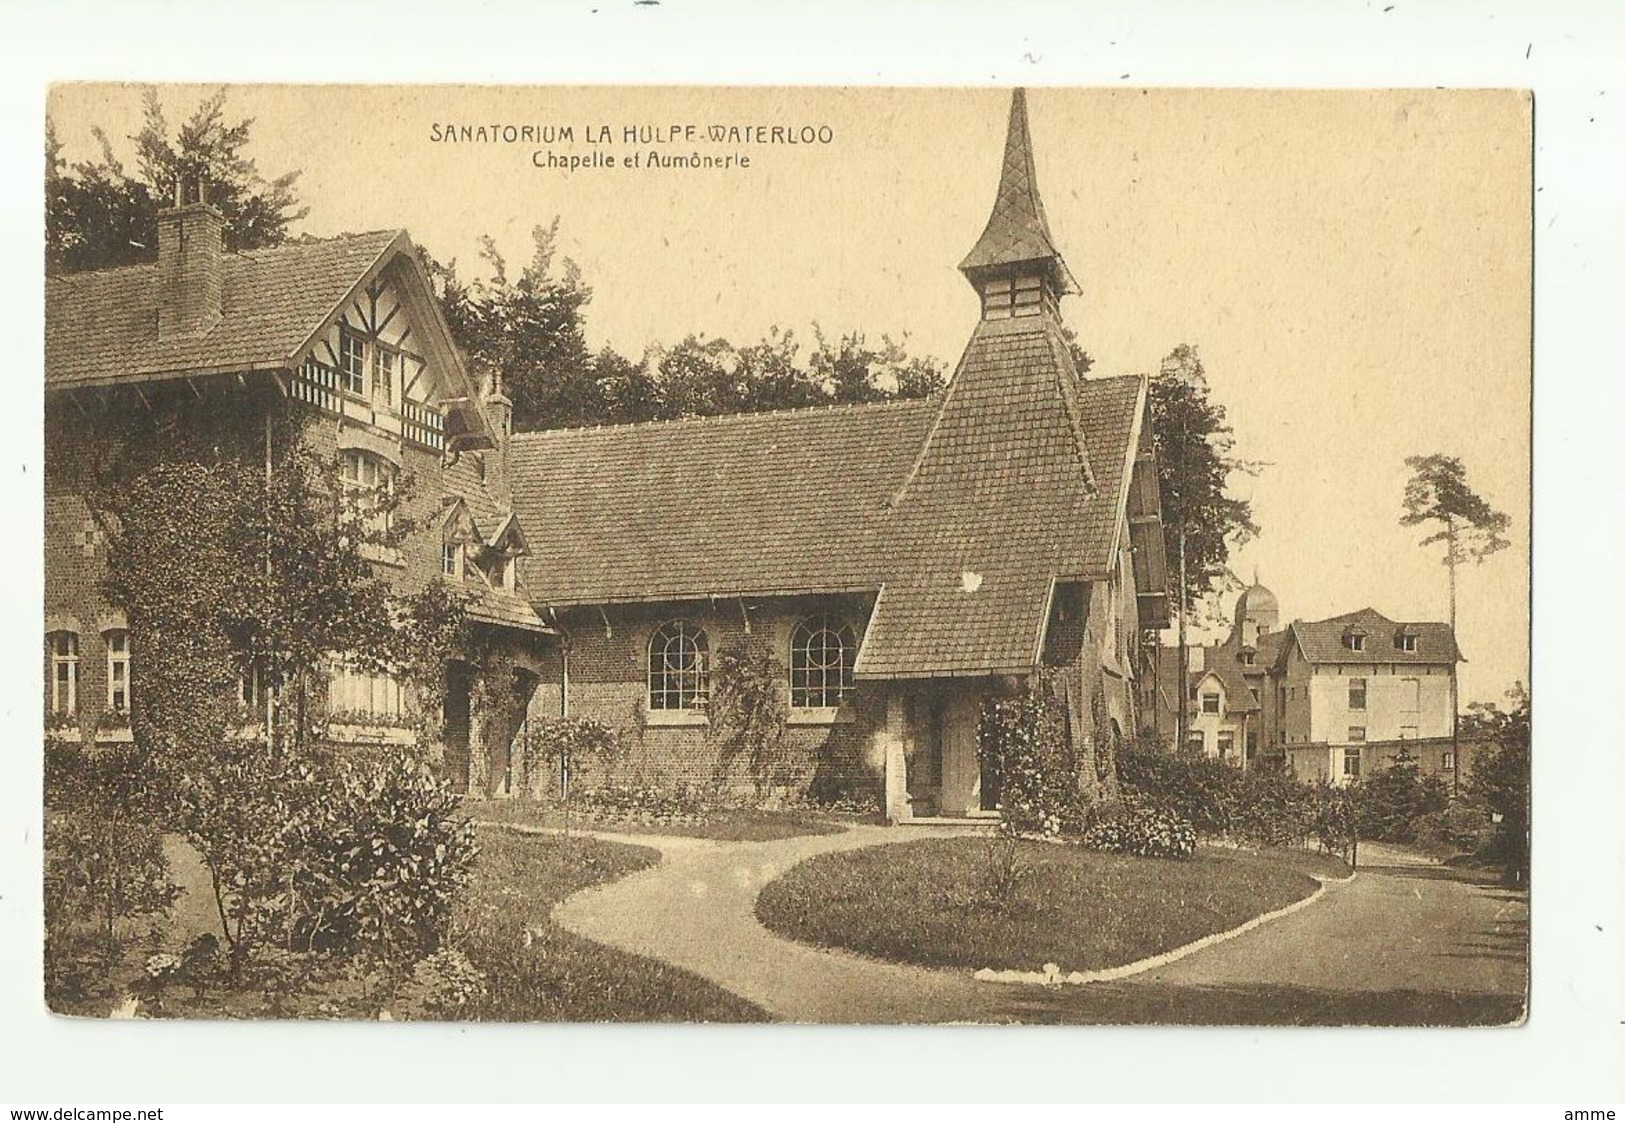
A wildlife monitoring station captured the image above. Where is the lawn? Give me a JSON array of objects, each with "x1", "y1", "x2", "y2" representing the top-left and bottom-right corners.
[
  {"x1": 756, "y1": 837, "x2": 1344, "y2": 973},
  {"x1": 464, "y1": 797, "x2": 852, "y2": 842}
]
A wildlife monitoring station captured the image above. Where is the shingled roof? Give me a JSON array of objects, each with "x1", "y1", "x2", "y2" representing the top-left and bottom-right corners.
[
  {"x1": 1284, "y1": 608, "x2": 1462, "y2": 666},
  {"x1": 958, "y1": 88, "x2": 1080, "y2": 296},
  {"x1": 45, "y1": 230, "x2": 406, "y2": 389}
]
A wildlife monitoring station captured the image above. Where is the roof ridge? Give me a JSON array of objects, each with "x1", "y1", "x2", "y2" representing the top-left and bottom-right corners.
[
  {"x1": 509, "y1": 394, "x2": 940, "y2": 440},
  {"x1": 44, "y1": 228, "x2": 403, "y2": 284}
]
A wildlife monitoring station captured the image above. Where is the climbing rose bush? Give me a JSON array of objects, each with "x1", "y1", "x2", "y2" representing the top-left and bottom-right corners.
[{"x1": 977, "y1": 670, "x2": 1084, "y2": 836}]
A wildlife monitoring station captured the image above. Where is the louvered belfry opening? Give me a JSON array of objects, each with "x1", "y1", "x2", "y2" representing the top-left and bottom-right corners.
[{"x1": 958, "y1": 87, "x2": 1079, "y2": 321}]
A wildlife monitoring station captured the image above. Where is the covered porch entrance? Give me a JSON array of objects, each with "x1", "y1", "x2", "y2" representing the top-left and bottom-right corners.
[{"x1": 881, "y1": 684, "x2": 999, "y2": 823}]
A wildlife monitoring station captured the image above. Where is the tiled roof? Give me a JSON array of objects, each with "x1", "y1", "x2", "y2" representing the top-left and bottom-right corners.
[
  {"x1": 857, "y1": 320, "x2": 1139, "y2": 678},
  {"x1": 1152, "y1": 644, "x2": 1260, "y2": 715},
  {"x1": 507, "y1": 398, "x2": 940, "y2": 606},
  {"x1": 1251, "y1": 629, "x2": 1290, "y2": 669},
  {"x1": 1286, "y1": 608, "x2": 1462, "y2": 665},
  {"x1": 958, "y1": 89, "x2": 1079, "y2": 294},
  {"x1": 45, "y1": 231, "x2": 404, "y2": 389},
  {"x1": 505, "y1": 324, "x2": 1144, "y2": 678},
  {"x1": 464, "y1": 582, "x2": 551, "y2": 634},
  {"x1": 442, "y1": 454, "x2": 507, "y2": 544}
]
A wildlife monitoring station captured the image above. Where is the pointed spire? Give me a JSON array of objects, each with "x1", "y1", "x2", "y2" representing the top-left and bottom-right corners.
[{"x1": 959, "y1": 88, "x2": 1078, "y2": 297}]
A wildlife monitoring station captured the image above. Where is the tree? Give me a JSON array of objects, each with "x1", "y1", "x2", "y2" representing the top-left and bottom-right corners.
[
  {"x1": 429, "y1": 222, "x2": 948, "y2": 431},
  {"x1": 1401, "y1": 453, "x2": 1512, "y2": 791},
  {"x1": 1147, "y1": 344, "x2": 1259, "y2": 752},
  {"x1": 47, "y1": 87, "x2": 306, "y2": 274},
  {"x1": 1464, "y1": 682, "x2": 1530, "y2": 886},
  {"x1": 434, "y1": 223, "x2": 602, "y2": 431}
]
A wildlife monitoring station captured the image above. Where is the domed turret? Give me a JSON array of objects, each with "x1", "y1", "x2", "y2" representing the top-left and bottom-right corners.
[{"x1": 1232, "y1": 571, "x2": 1280, "y2": 648}]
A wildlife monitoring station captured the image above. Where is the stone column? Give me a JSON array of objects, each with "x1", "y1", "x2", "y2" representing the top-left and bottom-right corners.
[{"x1": 882, "y1": 692, "x2": 910, "y2": 823}]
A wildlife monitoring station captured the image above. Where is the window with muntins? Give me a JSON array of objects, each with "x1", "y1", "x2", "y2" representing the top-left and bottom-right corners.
[
  {"x1": 372, "y1": 343, "x2": 399, "y2": 410},
  {"x1": 790, "y1": 615, "x2": 855, "y2": 708},
  {"x1": 1201, "y1": 691, "x2": 1220, "y2": 714},
  {"x1": 339, "y1": 326, "x2": 367, "y2": 396},
  {"x1": 329, "y1": 660, "x2": 404, "y2": 719},
  {"x1": 47, "y1": 631, "x2": 79, "y2": 715},
  {"x1": 1343, "y1": 748, "x2": 1362, "y2": 778},
  {"x1": 341, "y1": 450, "x2": 396, "y2": 538},
  {"x1": 442, "y1": 542, "x2": 464, "y2": 580},
  {"x1": 649, "y1": 621, "x2": 709, "y2": 711},
  {"x1": 1217, "y1": 731, "x2": 1235, "y2": 759},
  {"x1": 105, "y1": 629, "x2": 130, "y2": 713}
]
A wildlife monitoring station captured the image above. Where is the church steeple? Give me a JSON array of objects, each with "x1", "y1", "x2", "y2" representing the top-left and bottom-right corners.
[{"x1": 959, "y1": 88, "x2": 1079, "y2": 321}]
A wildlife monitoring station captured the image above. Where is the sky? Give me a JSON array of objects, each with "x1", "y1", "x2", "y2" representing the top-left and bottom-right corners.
[{"x1": 46, "y1": 84, "x2": 1532, "y2": 706}]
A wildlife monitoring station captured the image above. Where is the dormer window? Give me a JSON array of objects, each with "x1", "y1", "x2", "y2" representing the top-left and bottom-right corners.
[
  {"x1": 441, "y1": 541, "x2": 464, "y2": 581},
  {"x1": 1396, "y1": 629, "x2": 1419, "y2": 653},
  {"x1": 1343, "y1": 628, "x2": 1367, "y2": 652},
  {"x1": 1239, "y1": 649, "x2": 1256, "y2": 666}
]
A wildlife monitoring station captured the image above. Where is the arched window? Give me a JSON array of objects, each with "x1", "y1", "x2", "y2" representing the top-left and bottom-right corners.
[
  {"x1": 105, "y1": 629, "x2": 131, "y2": 714},
  {"x1": 46, "y1": 631, "x2": 79, "y2": 716},
  {"x1": 648, "y1": 621, "x2": 709, "y2": 711},
  {"x1": 790, "y1": 615, "x2": 855, "y2": 708}
]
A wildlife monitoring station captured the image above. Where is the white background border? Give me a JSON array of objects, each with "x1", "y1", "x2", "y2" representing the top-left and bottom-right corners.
[{"x1": 2, "y1": 0, "x2": 1620, "y2": 1105}]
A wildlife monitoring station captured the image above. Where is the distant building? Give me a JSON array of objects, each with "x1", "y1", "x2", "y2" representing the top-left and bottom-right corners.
[
  {"x1": 1146, "y1": 581, "x2": 1465, "y2": 784},
  {"x1": 1275, "y1": 607, "x2": 1462, "y2": 785}
]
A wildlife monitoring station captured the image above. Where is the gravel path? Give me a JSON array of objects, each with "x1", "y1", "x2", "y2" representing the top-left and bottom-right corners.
[{"x1": 548, "y1": 826, "x2": 1528, "y2": 1025}]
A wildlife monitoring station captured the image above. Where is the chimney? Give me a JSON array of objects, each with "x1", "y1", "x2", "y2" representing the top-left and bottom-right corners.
[
  {"x1": 156, "y1": 176, "x2": 225, "y2": 339},
  {"x1": 483, "y1": 369, "x2": 513, "y2": 442}
]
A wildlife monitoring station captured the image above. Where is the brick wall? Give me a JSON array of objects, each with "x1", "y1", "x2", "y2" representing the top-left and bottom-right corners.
[{"x1": 545, "y1": 595, "x2": 884, "y2": 800}]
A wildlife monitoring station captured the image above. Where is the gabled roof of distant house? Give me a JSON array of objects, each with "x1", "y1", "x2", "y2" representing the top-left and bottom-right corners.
[
  {"x1": 1282, "y1": 607, "x2": 1462, "y2": 666},
  {"x1": 1152, "y1": 644, "x2": 1261, "y2": 716},
  {"x1": 46, "y1": 230, "x2": 406, "y2": 389}
]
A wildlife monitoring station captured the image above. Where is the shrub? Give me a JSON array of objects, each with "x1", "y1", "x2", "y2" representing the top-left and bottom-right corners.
[
  {"x1": 307, "y1": 753, "x2": 480, "y2": 963},
  {"x1": 1119, "y1": 743, "x2": 1331, "y2": 848},
  {"x1": 975, "y1": 825, "x2": 1034, "y2": 911},
  {"x1": 1080, "y1": 802, "x2": 1197, "y2": 860},
  {"x1": 44, "y1": 809, "x2": 179, "y2": 1007},
  {"x1": 1354, "y1": 745, "x2": 1450, "y2": 843},
  {"x1": 576, "y1": 782, "x2": 712, "y2": 820},
  {"x1": 42, "y1": 739, "x2": 179, "y2": 1009},
  {"x1": 977, "y1": 670, "x2": 1085, "y2": 836},
  {"x1": 174, "y1": 740, "x2": 477, "y2": 978}
]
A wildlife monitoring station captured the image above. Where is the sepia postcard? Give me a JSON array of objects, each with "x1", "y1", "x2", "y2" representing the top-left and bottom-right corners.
[{"x1": 39, "y1": 82, "x2": 1532, "y2": 1030}]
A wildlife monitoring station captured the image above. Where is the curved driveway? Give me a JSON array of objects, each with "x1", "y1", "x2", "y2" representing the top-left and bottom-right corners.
[{"x1": 549, "y1": 826, "x2": 1528, "y2": 1025}]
